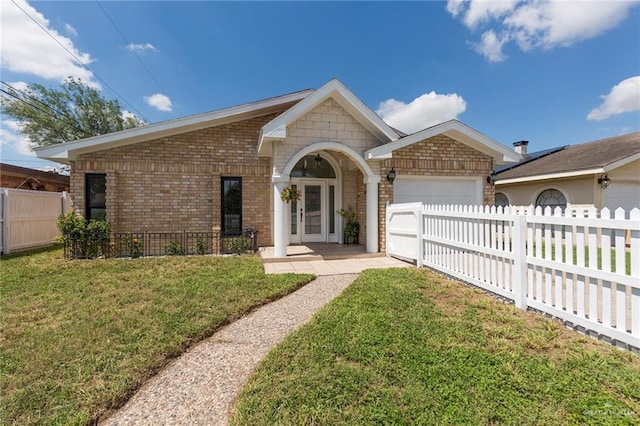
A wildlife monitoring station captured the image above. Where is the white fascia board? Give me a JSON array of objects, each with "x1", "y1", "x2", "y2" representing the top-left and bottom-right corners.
[
  {"x1": 603, "y1": 152, "x2": 640, "y2": 172},
  {"x1": 495, "y1": 168, "x2": 604, "y2": 185},
  {"x1": 35, "y1": 90, "x2": 312, "y2": 162},
  {"x1": 365, "y1": 120, "x2": 520, "y2": 162},
  {"x1": 258, "y1": 79, "x2": 398, "y2": 156}
]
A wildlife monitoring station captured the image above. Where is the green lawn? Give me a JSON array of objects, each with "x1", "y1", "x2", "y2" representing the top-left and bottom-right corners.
[
  {"x1": 0, "y1": 247, "x2": 313, "y2": 425},
  {"x1": 232, "y1": 268, "x2": 640, "y2": 425}
]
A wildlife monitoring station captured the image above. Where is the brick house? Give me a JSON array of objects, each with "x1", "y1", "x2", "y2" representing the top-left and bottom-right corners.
[
  {"x1": 36, "y1": 79, "x2": 519, "y2": 257},
  {"x1": 0, "y1": 163, "x2": 70, "y2": 192}
]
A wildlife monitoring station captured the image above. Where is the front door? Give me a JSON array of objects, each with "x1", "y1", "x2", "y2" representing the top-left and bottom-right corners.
[{"x1": 301, "y1": 182, "x2": 326, "y2": 242}]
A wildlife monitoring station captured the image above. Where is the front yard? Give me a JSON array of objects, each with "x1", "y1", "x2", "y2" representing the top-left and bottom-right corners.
[
  {"x1": 0, "y1": 247, "x2": 313, "y2": 425},
  {"x1": 232, "y1": 268, "x2": 640, "y2": 425}
]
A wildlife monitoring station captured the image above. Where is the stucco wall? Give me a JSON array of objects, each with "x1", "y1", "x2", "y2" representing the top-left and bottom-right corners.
[{"x1": 497, "y1": 176, "x2": 596, "y2": 208}]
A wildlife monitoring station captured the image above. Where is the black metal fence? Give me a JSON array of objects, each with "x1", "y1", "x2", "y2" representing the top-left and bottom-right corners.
[{"x1": 108, "y1": 228, "x2": 257, "y2": 258}]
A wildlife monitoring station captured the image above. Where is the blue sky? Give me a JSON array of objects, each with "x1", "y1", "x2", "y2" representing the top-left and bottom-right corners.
[{"x1": 1, "y1": 0, "x2": 639, "y2": 172}]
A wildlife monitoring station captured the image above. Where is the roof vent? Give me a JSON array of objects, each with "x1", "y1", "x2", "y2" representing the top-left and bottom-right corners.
[{"x1": 513, "y1": 140, "x2": 529, "y2": 156}]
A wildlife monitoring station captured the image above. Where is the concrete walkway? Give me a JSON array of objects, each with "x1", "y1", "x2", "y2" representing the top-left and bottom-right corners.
[
  {"x1": 101, "y1": 252, "x2": 411, "y2": 425},
  {"x1": 101, "y1": 274, "x2": 359, "y2": 426},
  {"x1": 263, "y1": 255, "x2": 409, "y2": 275}
]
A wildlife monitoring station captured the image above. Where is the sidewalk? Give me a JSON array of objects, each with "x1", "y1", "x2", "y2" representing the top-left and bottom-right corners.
[
  {"x1": 263, "y1": 255, "x2": 409, "y2": 275},
  {"x1": 101, "y1": 274, "x2": 359, "y2": 425}
]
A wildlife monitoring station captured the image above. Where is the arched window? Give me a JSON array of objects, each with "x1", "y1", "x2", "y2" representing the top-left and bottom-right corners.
[
  {"x1": 535, "y1": 189, "x2": 566, "y2": 210},
  {"x1": 290, "y1": 154, "x2": 336, "y2": 178},
  {"x1": 495, "y1": 192, "x2": 509, "y2": 207}
]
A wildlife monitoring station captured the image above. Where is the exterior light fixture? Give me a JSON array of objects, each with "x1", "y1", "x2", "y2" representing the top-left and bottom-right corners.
[
  {"x1": 486, "y1": 173, "x2": 497, "y2": 187},
  {"x1": 598, "y1": 173, "x2": 611, "y2": 189},
  {"x1": 387, "y1": 167, "x2": 396, "y2": 184},
  {"x1": 314, "y1": 152, "x2": 323, "y2": 167}
]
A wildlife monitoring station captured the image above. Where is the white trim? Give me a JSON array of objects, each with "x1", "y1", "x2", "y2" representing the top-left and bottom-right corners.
[
  {"x1": 495, "y1": 168, "x2": 605, "y2": 185},
  {"x1": 258, "y1": 79, "x2": 399, "y2": 156},
  {"x1": 281, "y1": 141, "x2": 377, "y2": 180},
  {"x1": 36, "y1": 90, "x2": 313, "y2": 163},
  {"x1": 365, "y1": 120, "x2": 520, "y2": 164},
  {"x1": 603, "y1": 152, "x2": 640, "y2": 172}
]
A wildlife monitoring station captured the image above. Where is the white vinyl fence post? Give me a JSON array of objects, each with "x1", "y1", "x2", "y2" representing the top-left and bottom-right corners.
[
  {"x1": 513, "y1": 213, "x2": 527, "y2": 309},
  {"x1": 2, "y1": 189, "x2": 9, "y2": 255},
  {"x1": 416, "y1": 204, "x2": 424, "y2": 267}
]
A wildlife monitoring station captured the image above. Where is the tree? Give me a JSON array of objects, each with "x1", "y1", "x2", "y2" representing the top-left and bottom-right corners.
[{"x1": 0, "y1": 78, "x2": 145, "y2": 148}]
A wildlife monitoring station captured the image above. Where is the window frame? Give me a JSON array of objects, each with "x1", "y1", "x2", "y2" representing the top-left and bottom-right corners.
[
  {"x1": 221, "y1": 177, "x2": 242, "y2": 236},
  {"x1": 85, "y1": 173, "x2": 106, "y2": 221}
]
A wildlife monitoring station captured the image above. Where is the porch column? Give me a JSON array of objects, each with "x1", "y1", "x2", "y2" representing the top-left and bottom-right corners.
[
  {"x1": 365, "y1": 175, "x2": 381, "y2": 253},
  {"x1": 272, "y1": 173, "x2": 290, "y2": 258}
]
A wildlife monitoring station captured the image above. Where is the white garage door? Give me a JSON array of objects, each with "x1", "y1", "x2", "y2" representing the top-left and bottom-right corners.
[
  {"x1": 604, "y1": 182, "x2": 640, "y2": 214},
  {"x1": 394, "y1": 177, "x2": 482, "y2": 205}
]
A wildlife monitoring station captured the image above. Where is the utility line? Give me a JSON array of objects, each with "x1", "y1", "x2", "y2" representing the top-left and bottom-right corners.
[
  {"x1": 9, "y1": 0, "x2": 150, "y2": 122},
  {"x1": 95, "y1": 1, "x2": 179, "y2": 115},
  {"x1": 1, "y1": 81, "x2": 88, "y2": 139},
  {"x1": 0, "y1": 88, "x2": 81, "y2": 142}
]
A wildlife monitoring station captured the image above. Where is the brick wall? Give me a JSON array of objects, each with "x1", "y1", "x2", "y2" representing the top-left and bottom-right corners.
[
  {"x1": 273, "y1": 98, "x2": 382, "y2": 172},
  {"x1": 70, "y1": 114, "x2": 278, "y2": 245},
  {"x1": 376, "y1": 134, "x2": 495, "y2": 251}
]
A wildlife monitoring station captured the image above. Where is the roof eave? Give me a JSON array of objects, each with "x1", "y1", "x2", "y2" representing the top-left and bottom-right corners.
[
  {"x1": 258, "y1": 79, "x2": 399, "y2": 157},
  {"x1": 495, "y1": 168, "x2": 605, "y2": 185},
  {"x1": 365, "y1": 120, "x2": 520, "y2": 163},
  {"x1": 36, "y1": 90, "x2": 313, "y2": 162}
]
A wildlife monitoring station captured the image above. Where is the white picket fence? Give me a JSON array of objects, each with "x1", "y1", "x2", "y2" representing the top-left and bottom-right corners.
[
  {"x1": 0, "y1": 188, "x2": 72, "y2": 254},
  {"x1": 386, "y1": 203, "x2": 640, "y2": 349}
]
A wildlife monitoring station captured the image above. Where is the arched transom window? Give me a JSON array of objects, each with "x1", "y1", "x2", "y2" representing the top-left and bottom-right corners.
[
  {"x1": 495, "y1": 192, "x2": 509, "y2": 207},
  {"x1": 290, "y1": 154, "x2": 336, "y2": 178},
  {"x1": 535, "y1": 189, "x2": 567, "y2": 210}
]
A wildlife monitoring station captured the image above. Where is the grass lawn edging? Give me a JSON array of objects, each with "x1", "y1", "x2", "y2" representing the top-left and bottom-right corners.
[
  {"x1": 232, "y1": 267, "x2": 640, "y2": 425},
  {"x1": 1, "y1": 247, "x2": 314, "y2": 425}
]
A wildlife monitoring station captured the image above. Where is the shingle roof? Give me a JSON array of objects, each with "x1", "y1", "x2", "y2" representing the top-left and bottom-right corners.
[{"x1": 495, "y1": 132, "x2": 640, "y2": 180}]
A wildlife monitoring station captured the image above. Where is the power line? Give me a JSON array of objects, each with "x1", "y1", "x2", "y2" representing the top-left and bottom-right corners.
[
  {"x1": 0, "y1": 87, "x2": 74, "y2": 142},
  {"x1": 95, "y1": 1, "x2": 179, "y2": 115},
  {"x1": 9, "y1": 0, "x2": 150, "y2": 122},
  {"x1": 1, "y1": 82, "x2": 88, "y2": 140}
]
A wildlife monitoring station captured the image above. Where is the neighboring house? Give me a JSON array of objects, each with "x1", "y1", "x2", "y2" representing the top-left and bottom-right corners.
[
  {"x1": 36, "y1": 79, "x2": 519, "y2": 256},
  {"x1": 0, "y1": 163, "x2": 70, "y2": 192},
  {"x1": 494, "y1": 132, "x2": 640, "y2": 214}
]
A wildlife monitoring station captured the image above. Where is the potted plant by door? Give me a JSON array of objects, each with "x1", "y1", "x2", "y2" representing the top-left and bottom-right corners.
[{"x1": 337, "y1": 206, "x2": 359, "y2": 245}]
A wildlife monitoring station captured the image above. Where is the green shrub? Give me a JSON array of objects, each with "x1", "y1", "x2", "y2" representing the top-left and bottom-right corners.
[
  {"x1": 164, "y1": 241, "x2": 185, "y2": 256},
  {"x1": 57, "y1": 211, "x2": 110, "y2": 259},
  {"x1": 227, "y1": 237, "x2": 250, "y2": 255},
  {"x1": 196, "y1": 236, "x2": 208, "y2": 255}
]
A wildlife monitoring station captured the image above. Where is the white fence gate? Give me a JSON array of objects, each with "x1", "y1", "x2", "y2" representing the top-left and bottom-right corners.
[
  {"x1": 386, "y1": 203, "x2": 640, "y2": 349},
  {"x1": 1, "y1": 188, "x2": 72, "y2": 254}
]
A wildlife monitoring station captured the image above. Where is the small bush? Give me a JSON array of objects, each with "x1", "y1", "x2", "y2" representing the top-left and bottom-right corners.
[
  {"x1": 227, "y1": 237, "x2": 250, "y2": 255},
  {"x1": 196, "y1": 236, "x2": 208, "y2": 255},
  {"x1": 57, "y1": 211, "x2": 110, "y2": 259},
  {"x1": 164, "y1": 241, "x2": 185, "y2": 256}
]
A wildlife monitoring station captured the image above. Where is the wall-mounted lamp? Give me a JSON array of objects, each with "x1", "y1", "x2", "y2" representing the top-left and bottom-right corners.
[
  {"x1": 598, "y1": 173, "x2": 611, "y2": 189},
  {"x1": 387, "y1": 167, "x2": 396, "y2": 184},
  {"x1": 486, "y1": 173, "x2": 497, "y2": 187},
  {"x1": 314, "y1": 152, "x2": 323, "y2": 168}
]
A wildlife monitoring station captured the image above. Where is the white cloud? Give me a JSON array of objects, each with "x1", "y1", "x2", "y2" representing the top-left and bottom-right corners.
[
  {"x1": 376, "y1": 91, "x2": 467, "y2": 134},
  {"x1": 0, "y1": 119, "x2": 34, "y2": 155},
  {"x1": 474, "y1": 30, "x2": 510, "y2": 62},
  {"x1": 127, "y1": 42, "x2": 158, "y2": 53},
  {"x1": 587, "y1": 76, "x2": 640, "y2": 121},
  {"x1": 144, "y1": 93, "x2": 172, "y2": 112},
  {"x1": 64, "y1": 23, "x2": 77, "y2": 37},
  {"x1": 0, "y1": 0, "x2": 98, "y2": 86},
  {"x1": 447, "y1": 0, "x2": 639, "y2": 62}
]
